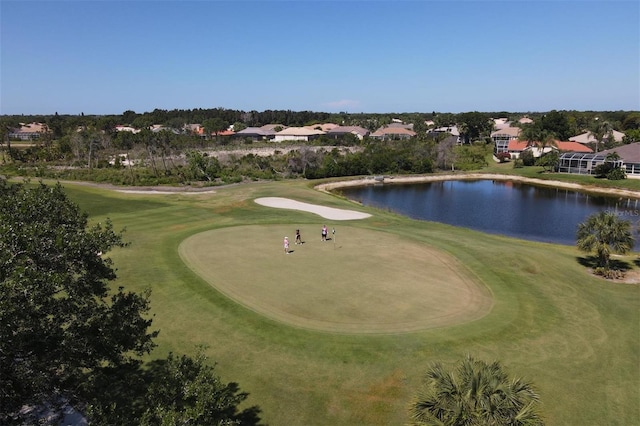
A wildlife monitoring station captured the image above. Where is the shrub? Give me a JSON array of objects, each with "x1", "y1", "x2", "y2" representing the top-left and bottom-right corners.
[
  {"x1": 607, "y1": 167, "x2": 627, "y2": 180},
  {"x1": 520, "y1": 150, "x2": 535, "y2": 166},
  {"x1": 593, "y1": 267, "x2": 625, "y2": 279},
  {"x1": 496, "y1": 152, "x2": 511, "y2": 163}
]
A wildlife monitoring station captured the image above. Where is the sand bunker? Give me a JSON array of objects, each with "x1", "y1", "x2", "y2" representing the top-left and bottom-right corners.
[{"x1": 254, "y1": 197, "x2": 371, "y2": 220}]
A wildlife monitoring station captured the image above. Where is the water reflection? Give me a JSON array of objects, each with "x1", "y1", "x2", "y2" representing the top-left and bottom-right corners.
[{"x1": 341, "y1": 180, "x2": 640, "y2": 247}]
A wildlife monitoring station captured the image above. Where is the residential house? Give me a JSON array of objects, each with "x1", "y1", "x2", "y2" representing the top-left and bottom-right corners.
[
  {"x1": 325, "y1": 126, "x2": 370, "y2": 140},
  {"x1": 428, "y1": 125, "x2": 461, "y2": 143},
  {"x1": 184, "y1": 124, "x2": 204, "y2": 137},
  {"x1": 234, "y1": 127, "x2": 277, "y2": 141},
  {"x1": 273, "y1": 127, "x2": 324, "y2": 142},
  {"x1": 598, "y1": 142, "x2": 640, "y2": 178},
  {"x1": 492, "y1": 127, "x2": 521, "y2": 154},
  {"x1": 370, "y1": 126, "x2": 416, "y2": 140},
  {"x1": 557, "y1": 152, "x2": 608, "y2": 175},
  {"x1": 507, "y1": 140, "x2": 592, "y2": 159},
  {"x1": 8, "y1": 122, "x2": 46, "y2": 140},
  {"x1": 492, "y1": 118, "x2": 510, "y2": 129},
  {"x1": 569, "y1": 130, "x2": 625, "y2": 144},
  {"x1": 115, "y1": 125, "x2": 140, "y2": 133}
]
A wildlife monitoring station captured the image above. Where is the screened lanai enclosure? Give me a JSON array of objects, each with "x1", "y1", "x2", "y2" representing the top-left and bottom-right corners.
[{"x1": 557, "y1": 152, "x2": 608, "y2": 174}]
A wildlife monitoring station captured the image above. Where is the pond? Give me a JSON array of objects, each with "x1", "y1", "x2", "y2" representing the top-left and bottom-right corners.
[{"x1": 340, "y1": 179, "x2": 640, "y2": 247}]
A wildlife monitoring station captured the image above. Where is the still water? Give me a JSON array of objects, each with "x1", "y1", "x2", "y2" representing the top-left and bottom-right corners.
[{"x1": 341, "y1": 180, "x2": 640, "y2": 247}]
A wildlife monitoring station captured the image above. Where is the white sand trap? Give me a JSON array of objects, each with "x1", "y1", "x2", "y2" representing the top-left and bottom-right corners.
[{"x1": 254, "y1": 197, "x2": 371, "y2": 220}]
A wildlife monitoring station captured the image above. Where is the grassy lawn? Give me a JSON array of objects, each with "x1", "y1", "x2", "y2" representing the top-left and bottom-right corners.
[{"x1": 60, "y1": 179, "x2": 640, "y2": 426}]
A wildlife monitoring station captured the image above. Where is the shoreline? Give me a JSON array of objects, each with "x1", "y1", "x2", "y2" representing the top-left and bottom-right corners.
[{"x1": 315, "y1": 173, "x2": 640, "y2": 200}]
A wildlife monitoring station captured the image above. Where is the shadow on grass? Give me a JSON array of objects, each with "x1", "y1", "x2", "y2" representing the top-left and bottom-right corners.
[{"x1": 576, "y1": 255, "x2": 633, "y2": 272}]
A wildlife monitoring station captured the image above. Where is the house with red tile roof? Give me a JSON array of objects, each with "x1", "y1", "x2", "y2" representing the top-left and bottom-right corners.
[{"x1": 507, "y1": 139, "x2": 592, "y2": 159}]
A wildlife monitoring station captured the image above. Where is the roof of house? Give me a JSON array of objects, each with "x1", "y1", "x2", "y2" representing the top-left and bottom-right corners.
[
  {"x1": 371, "y1": 127, "x2": 417, "y2": 137},
  {"x1": 507, "y1": 140, "x2": 529, "y2": 151},
  {"x1": 508, "y1": 140, "x2": 593, "y2": 153},
  {"x1": 599, "y1": 143, "x2": 640, "y2": 163},
  {"x1": 491, "y1": 127, "x2": 521, "y2": 137},
  {"x1": 276, "y1": 127, "x2": 325, "y2": 136},
  {"x1": 236, "y1": 127, "x2": 274, "y2": 136},
  {"x1": 11, "y1": 122, "x2": 47, "y2": 133},
  {"x1": 385, "y1": 122, "x2": 414, "y2": 130},
  {"x1": 518, "y1": 117, "x2": 534, "y2": 124},
  {"x1": 430, "y1": 126, "x2": 459, "y2": 136},
  {"x1": 260, "y1": 124, "x2": 287, "y2": 132},
  {"x1": 304, "y1": 123, "x2": 338, "y2": 132},
  {"x1": 555, "y1": 141, "x2": 593, "y2": 152},
  {"x1": 569, "y1": 130, "x2": 625, "y2": 143},
  {"x1": 326, "y1": 126, "x2": 370, "y2": 136}
]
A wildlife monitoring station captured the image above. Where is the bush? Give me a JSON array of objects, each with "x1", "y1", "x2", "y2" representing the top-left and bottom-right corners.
[
  {"x1": 593, "y1": 267, "x2": 625, "y2": 279},
  {"x1": 520, "y1": 150, "x2": 535, "y2": 166},
  {"x1": 607, "y1": 167, "x2": 627, "y2": 180},
  {"x1": 496, "y1": 152, "x2": 511, "y2": 163}
]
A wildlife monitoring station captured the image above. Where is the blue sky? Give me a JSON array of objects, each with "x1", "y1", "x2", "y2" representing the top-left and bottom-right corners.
[{"x1": 1, "y1": 0, "x2": 638, "y2": 115}]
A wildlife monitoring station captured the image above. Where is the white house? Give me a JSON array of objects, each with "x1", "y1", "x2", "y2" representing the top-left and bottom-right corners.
[
  {"x1": 273, "y1": 127, "x2": 324, "y2": 142},
  {"x1": 569, "y1": 130, "x2": 625, "y2": 144}
]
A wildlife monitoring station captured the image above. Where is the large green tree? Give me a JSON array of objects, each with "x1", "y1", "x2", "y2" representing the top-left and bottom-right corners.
[
  {"x1": 456, "y1": 112, "x2": 494, "y2": 144},
  {"x1": 410, "y1": 356, "x2": 543, "y2": 426},
  {"x1": 139, "y1": 350, "x2": 262, "y2": 425},
  {"x1": 0, "y1": 179, "x2": 263, "y2": 425},
  {"x1": 576, "y1": 211, "x2": 635, "y2": 269},
  {"x1": 0, "y1": 179, "x2": 158, "y2": 423}
]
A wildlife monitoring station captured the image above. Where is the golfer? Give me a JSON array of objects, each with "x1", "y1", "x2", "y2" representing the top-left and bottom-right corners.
[
  {"x1": 321, "y1": 225, "x2": 328, "y2": 242},
  {"x1": 284, "y1": 236, "x2": 289, "y2": 254},
  {"x1": 295, "y1": 229, "x2": 302, "y2": 245}
]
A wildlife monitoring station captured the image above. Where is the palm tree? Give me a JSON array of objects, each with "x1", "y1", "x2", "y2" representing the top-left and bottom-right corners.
[
  {"x1": 410, "y1": 355, "x2": 543, "y2": 426},
  {"x1": 588, "y1": 119, "x2": 613, "y2": 153},
  {"x1": 576, "y1": 211, "x2": 634, "y2": 269}
]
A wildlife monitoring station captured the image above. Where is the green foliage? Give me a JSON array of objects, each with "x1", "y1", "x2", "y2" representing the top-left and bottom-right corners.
[
  {"x1": 606, "y1": 167, "x2": 627, "y2": 180},
  {"x1": 594, "y1": 154, "x2": 626, "y2": 180},
  {"x1": 139, "y1": 350, "x2": 262, "y2": 425},
  {"x1": 185, "y1": 150, "x2": 221, "y2": 181},
  {"x1": 576, "y1": 211, "x2": 634, "y2": 269},
  {"x1": 519, "y1": 150, "x2": 535, "y2": 166},
  {"x1": 535, "y1": 150, "x2": 559, "y2": 172},
  {"x1": 538, "y1": 110, "x2": 574, "y2": 140},
  {"x1": 0, "y1": 179, "x2": 157, "y2": 423},
  {"x1": 622, "y1": 128, "x2": 640, "y2": 143},
  {"x1": 456, "y1": 112, "x2": 494, "y2": 144},
  {"x1": 410, "y1": 355, "x2": 543, "y2": 426},
  {"x1": 453, "y1": 143, "x2": 490, "y2": 170}
]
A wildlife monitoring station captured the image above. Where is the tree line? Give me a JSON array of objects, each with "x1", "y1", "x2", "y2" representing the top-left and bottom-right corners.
[{"x1": 2, "y1": 108, "x2": 638, "y2": 140}]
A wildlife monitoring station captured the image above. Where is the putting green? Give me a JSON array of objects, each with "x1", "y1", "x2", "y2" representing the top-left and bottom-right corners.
[{"x1": 179, "y1": 225, "x2": 493, "y2": 333}]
